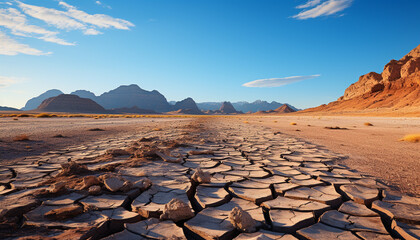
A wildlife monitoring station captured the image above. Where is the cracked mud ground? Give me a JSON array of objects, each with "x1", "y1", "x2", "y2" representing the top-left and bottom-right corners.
[{"x1": 1, "y1": 118, "x2": 419, "y2": 240}]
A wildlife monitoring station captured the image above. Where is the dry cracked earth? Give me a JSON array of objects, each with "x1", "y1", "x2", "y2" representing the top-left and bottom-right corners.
[{"x1": 0, "y1": 118, "x2": 419, "y2": 240}]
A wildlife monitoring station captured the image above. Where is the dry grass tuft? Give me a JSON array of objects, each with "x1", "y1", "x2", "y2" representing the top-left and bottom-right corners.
[
  {"x1": 153, "y1": 128, "x2": 162, "y2": 131},
  {"x1": 364, "y1": 122, "x2": 373, "y2": 126},
  {"x1": 36, "y1": 113, "x2": 54, "y2": 118},
  {"x1": 13, "y1": 117, "x2": 18, "y2": 121},
  {"x1": 290, "y1": 122, "x2": 297, "y2": 125},
  {"x1": 243, "y1": 121, "x2": 249, "y2": 123},
  {"x1": 325, "y1": 126, "x2": 348, "y2": 130},
  {"x1": 399, "y1": 134, "x2": 420, "y2": 143},
  {"x1": 13, "y1": 134, "x2": 30, "y2": 141}
]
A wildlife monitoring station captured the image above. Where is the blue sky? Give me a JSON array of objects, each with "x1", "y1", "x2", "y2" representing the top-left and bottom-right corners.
[{"x1": 0, "y1": 0, "x2": 419, "y2": 109}]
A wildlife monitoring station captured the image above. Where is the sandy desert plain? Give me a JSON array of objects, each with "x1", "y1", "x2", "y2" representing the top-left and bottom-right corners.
[{"x1": 0, "y1": 113, "x2": 419, "y2": 240}]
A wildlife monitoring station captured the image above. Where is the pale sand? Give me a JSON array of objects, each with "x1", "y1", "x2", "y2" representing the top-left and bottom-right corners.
[{"x1": 243, "y1": 115, "x2": 420, "y2": 196}]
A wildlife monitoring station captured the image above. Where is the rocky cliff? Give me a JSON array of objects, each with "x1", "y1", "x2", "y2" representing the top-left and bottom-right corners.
[
  {"x1": 304, "y1": 44, "x2": 420, "y2": 113},
  {"x1": 37, "y1": 94, "x2": 107, "y2": 113},
  {"x1": 219, "y1": 101, "x2": 240, "y2": 114}
]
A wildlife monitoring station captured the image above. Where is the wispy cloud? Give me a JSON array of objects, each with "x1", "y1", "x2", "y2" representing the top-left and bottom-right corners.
[
  {"x1": 0, "y1": 31, "x2": 50, "y2": 55},
  {"x1": 243, "y1": 75, "x2": 320, "y2": 88},
  {"x1": 95, "y1": 1, "x2": 112, "y2": 9},
  {"x1": 293, "y1": 0, "x2": 353, "y2": 20},
  {"x1": 0, "y1": 1, "x2": 134, "y2": 55},
  {"x1": 0, "y1": 7, "x2": 73, "y2": 45},
  {"x1": 296, "y1": 0, "x2": 322, "y2": 9},
  {"x1": 0, "y1": 75, "x2": 21, "y2": 88}
]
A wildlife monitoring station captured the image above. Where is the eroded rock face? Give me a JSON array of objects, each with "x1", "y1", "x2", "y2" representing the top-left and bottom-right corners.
[
  {"x1": 305, "y1": 43, "x2": 420, "y2": 112},
  {"x1": 159, "y1": 198, "x2": 195, "y2": 222},
  {"x1": 229, "y1": 207, "x2": 257, "y2": 233},
  {"x1": 343, "y1": 72, "x2": 383, "y2": 100}
]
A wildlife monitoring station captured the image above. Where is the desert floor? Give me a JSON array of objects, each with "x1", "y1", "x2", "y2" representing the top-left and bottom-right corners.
[
  {"x1": 245, "y1": 115, "x2": 420, "y2": 196},
  {"x1": 0, "y1": 116, "x2": 419, "y2": 239},
  {"x1": 1, "y1": 116, "x2": 418, "y2": 196}
]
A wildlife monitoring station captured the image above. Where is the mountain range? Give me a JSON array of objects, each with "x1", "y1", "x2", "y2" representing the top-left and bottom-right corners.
[{"x1": 15, "y1": 84, "x2": 298, "y2": 114}]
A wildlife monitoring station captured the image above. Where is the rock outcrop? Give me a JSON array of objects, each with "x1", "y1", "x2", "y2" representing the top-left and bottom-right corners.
[
  {"x1": 253, "y1": 104, "x2": 296, "y2": 114},
  {"x1": 37, "y1": 94, "x2": 107, "y2": 113},
  {"x1": 96, "y1": 84, "x2": 171, "y2": 112},
  {"x1": 220, "y1": 101, "x2": 240, "y2": 114},
  {"x1": 22, "y1": 89, "x2": 63, "y2": 110},
  {"x1": 197, "y1": 101, "x2": 299, "y2": 113},
  {"x1": 172, "y1": 97, "x2": 202, "y2": 114},
  {"x1": 304, "y1": 44, "x2": 420, "y2": 113}
]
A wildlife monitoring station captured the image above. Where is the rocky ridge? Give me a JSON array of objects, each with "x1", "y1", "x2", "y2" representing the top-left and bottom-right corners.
[{"x1": 303, "y1": 44, "x2": 420, "y2": 114}]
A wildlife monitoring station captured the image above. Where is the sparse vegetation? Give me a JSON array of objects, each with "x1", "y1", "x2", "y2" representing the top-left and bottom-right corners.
[
  {"x1": 243, "y1": 121, "x2": 249, "y2": 123},
  {"x1": 88, "y1": 128, "x2": 105, "y2": 131},
  {"x1": 36, "y1": 113, "x2": 54, "y2": 118},
  {"x1": 399, "y1": 134, "x2": 420, "y2": 143},
  {"x1": 13, "y1": 134, "x2": 30, "y2": 141},
  {"x1": 13, "y1": 117, "x2": 18, "y2": 121},
  {"x1": 325, "y1": 126, "x2": 348, "y2": 130},
  {"x1": 290, "y1": 122, "x2": 297, "y2": 125},
  {"x1": 17, "y1": 114, "x2": 30, "y2": 117},
  {"x1": 364, "y1": 122, "x2": 373, "y2": 126},
  {"x1": 153, "y1": 128, "x2": 162, "y2": 131}
]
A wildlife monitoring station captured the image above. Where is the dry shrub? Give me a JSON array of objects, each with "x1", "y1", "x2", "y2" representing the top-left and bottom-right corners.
[
  {"x1": 13, "y1": 134, "x2": 30, "y2": 141},
  {"x1": 36, "y1": 113, "x2": 53, "y2": 118},
  {"x1": 243, "y1": 121, "x2": 249, "y2": 123},
  {"x1": 53, "y1": 134, "x2": 65, "y2": 138},
  {"x1": 364, "y1": 122, "x2": 373, "y2": 126},
  {"x1": 18, "y1": 114, "x2": 30, "y2": 117},
  {"x1": 290, "y1": 122, "x2": 297, "y2": 125},
  {"x1": 88, "y1": 128, "x2": 105, "y2": 131},
  {"x1": 13, "y1": 117, "x2": 18, "y2": 121},
  {"x1": 325, "y1": 126, "x2": 348, "y2": 130},
  {"x1": 399, "y1": 134, "x2": 420, "y2": 143},
  {"x1": 153, "y1": 128, "x2": 162, "y2": 131},
  {"x1": 273, "y1": 121, "x2": 278, "y2": 123}
]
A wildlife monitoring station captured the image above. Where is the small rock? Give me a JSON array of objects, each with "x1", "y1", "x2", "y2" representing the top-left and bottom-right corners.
[
  {"x1": 47, "y1": 182, "x2": 66, "y2": 194},
  {"x1": 160, "y1": 198, "x2": 195, "y2": 222},
  {"x1": 81, "y1": 176, "x2": 100, "y2": 189},
  {"x1": 229, "y1": 206, "x2": 257, "y2": 233},
  {"x1": 44, "y1": 204, "x2": 84, "y2": 220},
  {"x1": 88, "y1": 185, "x2": 101, "y2": 195},
  {"x1": 133, "y1": 178, "x2": 152, "y2": 190},
  {"x1": 104, "y1": 177, "x2": 125, "y2": 192},
  {"x1": 191, "y1": 168, "x2": 212, "y2": 183},
  {"x1": 120, "y1": 181, "x2": 133, "y2": 192}
]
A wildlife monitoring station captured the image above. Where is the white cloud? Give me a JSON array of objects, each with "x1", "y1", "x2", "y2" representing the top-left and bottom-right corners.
[
  {"x1": 17, "y1": 1, "x2": 85, "y2": 30},
  {"x1": 59, "y1": 1, "x2": 133, "y2": 30},
  {"x1": 243, "y1": 75, "x2": 320, "y2": 88},
  {"x1": 296, "y1": 0, "x2": 322, "y2": 9},
  {"x1": 0, "y1": 75, "x2": 21, "y2": 88},
  {"x1": 0, "y1": 7, "x2": 73, "y2": 45},
  {"x1": 95, "y1": 1, "x2": 112, "y2": 9},
  {"x1": 0, "y1": 31, "x2": 50, "y2": 55},
  {"x1": 293, "y1": 0, "x2": 353, "y2": 19},
  {"x1": 0, "y1": 1, "x2": 134, "y2": 55}
]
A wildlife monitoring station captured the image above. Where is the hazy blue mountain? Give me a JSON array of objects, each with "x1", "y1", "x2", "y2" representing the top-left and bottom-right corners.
[
  {"x1": 0, "y1": 106, "x2": 20, "y2": 111},
  {"x1": 197, "y1": 100, "x2": 299, "y2": 113},
  {"x1": 21, "y1": 89, "x2": 63, "y2": 110},
  {"x1": 37, "y1": 94, "x2": 107, "y2": 113},
  {"x1": 96, "y1": 84, "x2": 172, "y2": 112},
  {"x1": 70, "y1": 90, "x2": 97, "y2": 101}
]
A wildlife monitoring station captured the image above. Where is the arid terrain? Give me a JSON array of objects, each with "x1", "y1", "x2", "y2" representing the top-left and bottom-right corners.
[{"x1": 0, "y1": 116, "x2": 419, "y2": 239}]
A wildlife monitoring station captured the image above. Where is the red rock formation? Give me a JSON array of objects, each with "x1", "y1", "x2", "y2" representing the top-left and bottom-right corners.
[
  {"x1": 37, "y1": 94, "x2": 106, "y2": 113},
  {"x1": 304, "y1": 44, "x2": 420, "y2": 114}
]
